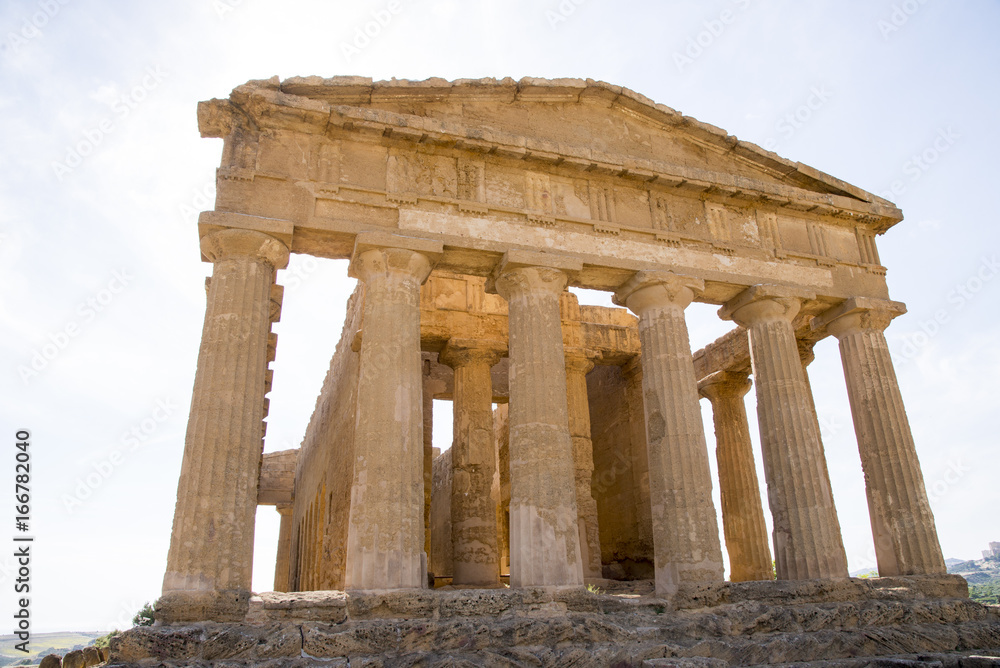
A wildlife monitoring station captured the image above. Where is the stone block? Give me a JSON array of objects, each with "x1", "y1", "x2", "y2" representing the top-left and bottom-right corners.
[
  {"x1": 62, "y1": 650, "x2": 85, "y2": 668},
  {"x1": 82, "y1": 646, "x2": 100, "y2": 666}
]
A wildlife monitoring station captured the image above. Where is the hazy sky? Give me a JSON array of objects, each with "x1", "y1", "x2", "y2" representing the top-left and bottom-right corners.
[{"x1": 2, "y1": 0, "x2": 997, "y2": 633}]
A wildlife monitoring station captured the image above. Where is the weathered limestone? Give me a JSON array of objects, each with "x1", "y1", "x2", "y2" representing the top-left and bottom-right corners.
[
  {"x1": 421, "y1": 370, "x2": 436, "y2": 566},
  {"x1": 439, "y1": 339, "x2": 505, "y2": 586},
  {"x1": 494, "y1": 403, "x2": 511, "y2": 576},
  {"x1": 165, "y1": 80, "x2": 964, "y2": 654},
  {"x1": 587, "y1": 362, "x2": 655, "y2": 579},
  {"x1": 38, "y1": 655, "x2": 60, "y2": 668},
  {"x1": 343, "y1": 233, "x2": 442, "y2": 590},
  {"x1": 430, "y1": 447, "x2": 454, "y2": 579},
  {"x1": 82, "y1": 646, "x2": 100, "y2": 666},
  {"x1": 614, "y1": 271, "x2": 725, "y2": 596},
  {"x1": 273, "y1": 504, "x2": 293, "y2": 592},
  {"x1": 622, "y1": 358, "x2": 655, "y2": 571},
  {"x1": 720, "y1": 285, "x2": 849, "y2": 581},
  {"x1": 62, "y1": 650, "x2": 84, "y2": 668},
  {"x1": 698, "y1": 371, "x2": 773, "y2": 582},
  {"x1": 491, "y1": 250, "x2": 584, "y2": 588},
  {"x1": 257, "y1": 449, "x2": 296, "y2": 506},
  {"x1": 160, "y1": 228, "x2": 288, "y2": 622},
  {"x1": 564, "y1": 348, "x2": 604, "y2": 581},
  {"x1": 815, "y1": 297, "x2": 946, "y2": 577}
]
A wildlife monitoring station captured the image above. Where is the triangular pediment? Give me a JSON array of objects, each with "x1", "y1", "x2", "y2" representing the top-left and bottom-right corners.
[
  {"x1": 253, "y1": 76, "x2": 886, "y2": 208},
  {"x1": 198, "y1": 76, "x2": 902, "y2": 229}
]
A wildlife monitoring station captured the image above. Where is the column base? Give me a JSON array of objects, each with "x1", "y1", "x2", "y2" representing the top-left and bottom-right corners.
[
  {"x1": 453, "y1": 562, "x2": 501, "y2": 587},
  {"x1": 155, "y1": 589, "x2": 251, "y2": 624}
]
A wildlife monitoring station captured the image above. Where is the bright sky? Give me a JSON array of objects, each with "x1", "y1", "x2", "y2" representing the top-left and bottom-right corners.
[{"x1": 1, "y1": 0, "x2": 997, "y2": 633}]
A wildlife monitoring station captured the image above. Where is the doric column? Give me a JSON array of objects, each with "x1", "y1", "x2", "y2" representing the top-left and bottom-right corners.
[
  {"x1": 815, "y1": 298, "x2": 946, "y2": 576},
  {"x1": 698, "y1": 371, "x2": 773, "y2": 582},
  {"x1": 564, "y1": 348, "x2": 603, "y2": 581},
  {"x1": 622, "y1": 358, "x2": 654, "y2": 555},
  {"x1": 273, "y1": 504, "x2": 293, "y2": 592},
  {"x1": 720, "y1": 285, "x2": 848, "y2": 581},
  {"x1": 491, "y1": 250, "x2": 584, "y2": 587},
  {"x1": 344, "y1": 233, "x2": 442, "y2": 590},
  {"x1": 614, "y1": 272, "x2": 724, "y2": 596},
  {"x1": 439, "y1": 339, "x2": 505, "y2": 586},
  {"x1": 159, "y1": 228, "x2": 289, "y2": 622},
  {"x1": 422, "y1": 370, "x2": 447, "y2": 577},
  {"x1": 422, "y1": 368, "x2": 434, "y2": 566}
]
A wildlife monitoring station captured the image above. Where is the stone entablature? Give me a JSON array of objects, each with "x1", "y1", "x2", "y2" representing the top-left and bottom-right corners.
[{"x1": 197, "y1": 76, "x2": 895, "y2": 303}]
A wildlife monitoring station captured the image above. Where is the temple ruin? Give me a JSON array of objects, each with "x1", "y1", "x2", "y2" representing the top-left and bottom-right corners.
[{"x1": 116, "y1": 76, "x2": 1000, "y2": 666}]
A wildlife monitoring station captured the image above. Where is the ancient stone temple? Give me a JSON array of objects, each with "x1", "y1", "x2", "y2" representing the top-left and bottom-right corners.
[{"x1": 113, "y1": 77, "x2": 1000, "y2": 667}]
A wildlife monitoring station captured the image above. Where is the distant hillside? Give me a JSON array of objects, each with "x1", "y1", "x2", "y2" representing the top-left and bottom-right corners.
[
  {"x1": 0, "y1": 632, "x2": 100, "y2": 666},
  {"x1": 947, "y1": 551, "x2": 1000, "y2": 605}
]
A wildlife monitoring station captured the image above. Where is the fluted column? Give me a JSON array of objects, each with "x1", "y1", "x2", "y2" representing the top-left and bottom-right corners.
[
  {"x1": 614, "y1": 271, "x2": 724, "y2": 596},
  {"x1": 816, "y1": 298, "x2": 945, "y2": 576},
  {"x1": 439, "y1": 340, "x2": 505, "y2": 586},
  {"x1": 720, "y1": 285, "x2": 848, "y2": 581},
  {"x1": 698, "y1": 371, "x2": 773, "y2": 582},
  {"x1": 273, "y1": 504, "x2": 294, "y2": 592},
  {"x1": 159, "y1": 228, "x2": 289, "y2": 622},
  {"x1": 622, "y1": 358, "x2": 654, "y2": 555},
  {"x1": 344, "y1": 233, "x2": 442, "y2": 590},
  {"x1": 491, "y1": 250, "x2": 584, "y2": 588},
  {"x1": 564, "y1": 349, "x2": 604, "y2": 581},
  {"x1": 422, "y1": 372, "x2": 447, "y2": 576},
  {"x1": 422, "y1": 369, "x2": 434, "y2": 565}
]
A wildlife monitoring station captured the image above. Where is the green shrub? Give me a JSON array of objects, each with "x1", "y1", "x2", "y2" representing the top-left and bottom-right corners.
[{"x1": 133, "y1": 602, "x2": 155, "y2": 627}]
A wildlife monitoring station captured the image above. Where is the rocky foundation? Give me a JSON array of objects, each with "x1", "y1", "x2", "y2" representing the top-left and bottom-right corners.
[{"x1": 112, "y1": 576, "x2": 1000, "y2": 667}]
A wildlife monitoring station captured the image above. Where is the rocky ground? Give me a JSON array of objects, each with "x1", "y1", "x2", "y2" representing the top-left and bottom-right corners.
[{"x1": 109, "y1": 576, "x2": 1000, "y2": 667}]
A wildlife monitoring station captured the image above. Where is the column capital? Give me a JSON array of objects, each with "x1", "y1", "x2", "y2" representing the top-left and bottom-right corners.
[
  {"x1": 613, "y1": 271, "x2": 704, "y2": 315},
  {"x1": 439, "y1": 338, "x2": 506, "y2": 369},
  {"x1": 718, "y1": 284, "x2": 816, "y2": 327},
  {"x1": 812, "y1": 297, "x2": 906, "y2": 339},
  {"x1": 276, "y1": 504, "x2": 293, "y2": 516},
  {"x1": 488, "y1": 250, "x2": 582, "y2": 299},
  {"x1": 698, "y1": 370, "x2": 752, "y2": 402},
  {"x1": 348, "y1": 232, "x2": 443, "y2": 284},
  {"x1": 564, "y1": 347, "x2": 601, "y2": 375},
  {"x1": 200, "y1": 228, "x2": 290, "y2": 269}
]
